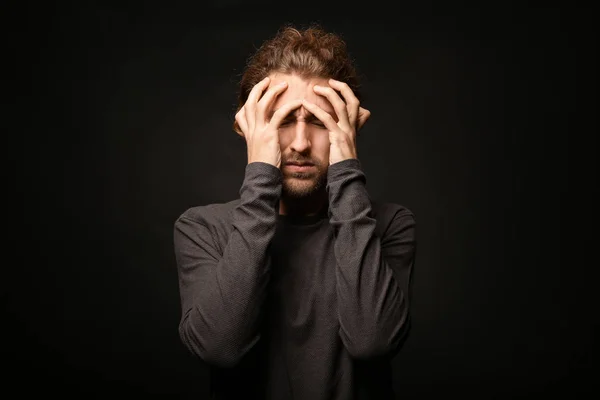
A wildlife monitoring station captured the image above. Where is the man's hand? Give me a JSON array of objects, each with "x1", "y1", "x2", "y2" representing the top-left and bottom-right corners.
[
  {"x1": 301, "y1": 78, "x2": 371, "y2": 165},
  {"x1": 235, "y1": 77, "x2": 303, "y2": 168}
]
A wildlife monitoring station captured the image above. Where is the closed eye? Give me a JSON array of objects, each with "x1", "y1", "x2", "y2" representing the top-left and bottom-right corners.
[{"x1": 278, "y1": 119, "x2": 326, "y2": 128}]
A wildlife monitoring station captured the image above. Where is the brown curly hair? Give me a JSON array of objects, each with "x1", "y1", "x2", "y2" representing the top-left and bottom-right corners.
[{"x1": 233, "y1": 23, "x2": 362, "y2": 133}]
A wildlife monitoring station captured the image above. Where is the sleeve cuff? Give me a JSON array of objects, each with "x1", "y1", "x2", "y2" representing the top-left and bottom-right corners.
[
  {"x1": 245, "y1": 162, "x2": 282, "y2": 182},
  {"x1": 327, "y1": 158, "x2": 362, "y2": 181}
]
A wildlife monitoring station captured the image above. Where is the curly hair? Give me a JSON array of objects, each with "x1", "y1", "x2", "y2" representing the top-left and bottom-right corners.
[{"x1": 233, "y1": 23, "x2": 362, "y2": 133}]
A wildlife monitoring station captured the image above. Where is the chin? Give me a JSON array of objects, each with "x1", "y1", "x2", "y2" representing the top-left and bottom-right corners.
[
  {"x1": 282, "y1": 175, "x2": 326, "y2": 198},
  {"x1": 282, "y1": 182, "x2": 315, "y2": 198}
]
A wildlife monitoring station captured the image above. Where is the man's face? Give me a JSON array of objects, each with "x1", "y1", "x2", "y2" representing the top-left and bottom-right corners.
[{"x1": 267, "y1": 72, "x2": 338, "y2": 199}]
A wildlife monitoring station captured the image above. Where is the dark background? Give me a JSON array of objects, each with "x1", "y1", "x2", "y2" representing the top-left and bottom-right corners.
[{"x1": 6, "y1": 1, "x2": 597, "y2": 398}]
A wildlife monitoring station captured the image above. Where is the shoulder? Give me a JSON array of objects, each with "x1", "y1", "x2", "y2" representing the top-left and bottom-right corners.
[
  {"x1": 371, "y1": 199, "x2": 414, "y2": 222},
  {"x1": 370, "y1": 199, "x2": 416, "y2": 237},
  {"x1": 173, "y1": 199, "x2": 241, "y2": 253},
  {"x1": 176, "y1": 199, "x2": 241, "y2": 229}
]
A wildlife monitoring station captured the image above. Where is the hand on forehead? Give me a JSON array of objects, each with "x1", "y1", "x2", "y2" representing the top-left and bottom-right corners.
[{"x1": 268, "y1": 73, "x2": 336, "y2": 116}]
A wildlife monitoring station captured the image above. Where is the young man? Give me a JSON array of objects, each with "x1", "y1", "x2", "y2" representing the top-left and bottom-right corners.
[{"x1": 173, "y1": 23, "x2": 417, "y2": 399}]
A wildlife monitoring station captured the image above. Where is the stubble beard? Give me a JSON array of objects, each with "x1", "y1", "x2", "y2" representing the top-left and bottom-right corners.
[{"x1": 281, "y1": 167, "x2": 328, "y2": 199}]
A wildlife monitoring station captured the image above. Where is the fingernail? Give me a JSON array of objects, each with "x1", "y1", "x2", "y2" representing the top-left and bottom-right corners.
[{"x1": 279, "y1": 81, "x2": 287, "y2": 86}]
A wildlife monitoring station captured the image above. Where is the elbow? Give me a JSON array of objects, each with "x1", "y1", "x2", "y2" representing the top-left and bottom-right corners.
[
  {"x1": 178, "y1": 319, "x2": 256, "y2": 368},
  {"x1": 341, "y1": 331, "x2": 390, "y2": 359},
  {"x1": 341, "y1": 313, "x2": 411, "y2": 360}
]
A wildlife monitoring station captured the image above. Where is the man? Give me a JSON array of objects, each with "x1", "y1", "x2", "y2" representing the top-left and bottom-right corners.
[{"x1": 173, "y1": 23, "x2": 416, "y2": 399}]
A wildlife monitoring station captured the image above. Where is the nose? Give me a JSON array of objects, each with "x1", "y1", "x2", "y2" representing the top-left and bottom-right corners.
[{"x1": 290, "y1": 121, "x2": 311, "y2": 154}]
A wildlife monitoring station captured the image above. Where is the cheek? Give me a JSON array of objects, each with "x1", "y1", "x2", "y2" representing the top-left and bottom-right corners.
[
  {"x1": 313, "y1": 133, "x2": 331, "y2": 150},
  {"x1": 311, "y1": 133, "x2": 332, "y2": 164},
  {"x1": 277, "y1": 126, "x2": 294, "y2": 145}
]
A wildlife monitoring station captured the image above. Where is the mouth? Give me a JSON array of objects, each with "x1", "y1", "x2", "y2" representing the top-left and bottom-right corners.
[{"x1": 284, "y1": 162, "x2": 315, "y2": 172}]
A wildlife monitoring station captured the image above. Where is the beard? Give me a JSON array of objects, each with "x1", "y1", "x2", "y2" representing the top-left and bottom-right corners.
[{"x1": 281, "y1": 163, "x2": 328, "y2": 199}]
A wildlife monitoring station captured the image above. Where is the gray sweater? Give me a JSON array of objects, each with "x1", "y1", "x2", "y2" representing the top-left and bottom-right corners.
[{"x1": 173, "y1": 158, "x2": 416, "y2": 399}]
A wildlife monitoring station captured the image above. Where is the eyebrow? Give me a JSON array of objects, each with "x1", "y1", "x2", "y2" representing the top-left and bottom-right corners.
[{"x1": 268, "y1": 109, "x2": 334, "y2": 121}]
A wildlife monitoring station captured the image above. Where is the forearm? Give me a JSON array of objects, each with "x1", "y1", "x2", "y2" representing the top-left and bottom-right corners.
[{"x1": 176, "y1": 162, "x2": 281, "y2": 366}]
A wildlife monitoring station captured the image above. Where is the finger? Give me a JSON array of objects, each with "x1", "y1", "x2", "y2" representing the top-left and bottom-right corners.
[
  {"x1": 357, "y1": 107, "x2": 371, "y2": 131},
  {"x1": 245, "y1": 76, "x2": 271, "y2": 133},
  {"x1": 300, "y1": 99, "x2": 340, "y2": 133},
  {"x1": 328, "y1": 79, "x2": 360, "y2": 127},
  {"x1": 312, "y1": 85, "x2": 351, "y2": 132},
  {"x1": 256, "y1": 81, "x2": 288, "y2": 128},
  {"x1": 234, "y1": 106, "x2": 249, "y2": 137},
  {"x1": 269, "y1": 99, "x2": 303, "y2": 128}
]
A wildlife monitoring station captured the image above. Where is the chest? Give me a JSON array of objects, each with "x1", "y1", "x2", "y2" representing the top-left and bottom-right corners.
[{"x1": 266, "y1": 224, "x2": 338, "y2": 331}]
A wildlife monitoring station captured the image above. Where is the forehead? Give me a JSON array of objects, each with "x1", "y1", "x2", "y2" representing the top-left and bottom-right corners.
[{"x1": 268, "y1": 72, "x2": 334, "y2": 114}]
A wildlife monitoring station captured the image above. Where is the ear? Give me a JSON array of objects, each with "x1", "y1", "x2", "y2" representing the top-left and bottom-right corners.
[
  {"x1": 356, "y1": 107, "x2": 371, "y2": 131},
  {"x1": 233, "y1": 121, "x2": 244, "y2": 137}
]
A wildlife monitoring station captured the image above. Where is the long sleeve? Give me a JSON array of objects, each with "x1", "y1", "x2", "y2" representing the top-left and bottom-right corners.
[
  {"x1": 173, "y1": 162, "x2": 281, "y2": 368},
  {"x1": 327, "y1": 158, "x2": 416, "y2": 359}
]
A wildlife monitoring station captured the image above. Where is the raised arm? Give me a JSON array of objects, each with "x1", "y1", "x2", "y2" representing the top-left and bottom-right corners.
[
  {"x1": 327, "y1": 159, "x2": 416, "y2": 359},
  {"x1": 174, "y1": 76, "x2": 302, "y2": 367},
  {"x1": 174, "y1": 162, "x2": 281, "y2": 368},
  {"x1": 303, "y1": 79, "x2": 416, "y2": 359}
]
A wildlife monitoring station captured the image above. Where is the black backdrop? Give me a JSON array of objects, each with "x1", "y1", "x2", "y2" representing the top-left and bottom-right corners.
[{"x1": 7, "y1": 1, "x2": 597, "y2": 398}]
